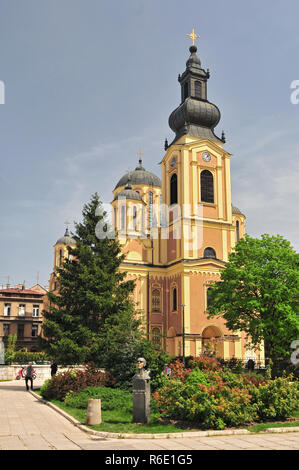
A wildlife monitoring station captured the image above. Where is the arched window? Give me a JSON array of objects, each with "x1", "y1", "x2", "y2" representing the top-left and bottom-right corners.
[
  {"x1": 204, "y1": 247, "x2": 216, "y2": 259},
  {"x1": 152, "y1": 327, "x2": 161, "y2": 350},
  {"x1": 236, "y1": 220, "x2": 240, "y2": 242},
  {"x1": 148, "y1": 191, "x2": 153, "y2": 228},
  {"x1": 207, "y1": 287, "x2": 213, "y2": 309},
  {"x1": 194, "y1": 80, "x2": 201, "y2": 98},
  {"x1": 121, "y1": 206, "x2": 126, "y2": 230},
  {"x1": 170, "y1": 174, "x2": 178, "y2": 205},
  {"x1": 133, "y1": 206, "x2": 137, "y2": 231},
  {"x1": 152, "y1": 289, "x2": 161, "y2": 312},
  {"x1": 59, "y1": 249, "x2": 63, "y2": 267},
  {"x1": 172, "y1": 288, "x2": 177, "y2": 311},
  {"x1": 200, "y1": 170, "x2": 214, "y2": 203},
  {"x1": 183, "y1": 81, "x2": 189, "y2": 101}
]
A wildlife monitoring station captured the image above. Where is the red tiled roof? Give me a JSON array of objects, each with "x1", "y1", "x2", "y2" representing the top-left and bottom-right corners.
[{"x1": 0, "y1": 288, "x2": 44, "y2": 295}]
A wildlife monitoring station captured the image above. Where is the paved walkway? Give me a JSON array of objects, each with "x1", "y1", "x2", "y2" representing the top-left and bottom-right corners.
[{"x1": 0, "y1": 380, "x2": 298, "y2": 450}]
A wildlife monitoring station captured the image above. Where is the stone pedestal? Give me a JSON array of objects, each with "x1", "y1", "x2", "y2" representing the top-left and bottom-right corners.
[
  {"x1": 132, "y1": 373, "x2": 150, "y2": 424},
  {"x1": 86, "y1": 399, "x2": 102, "y2": 425}
]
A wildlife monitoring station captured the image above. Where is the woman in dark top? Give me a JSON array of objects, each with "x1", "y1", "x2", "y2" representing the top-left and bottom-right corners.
[{"x1": 50, "y1": 360, "x2": 58, "y2": 377}]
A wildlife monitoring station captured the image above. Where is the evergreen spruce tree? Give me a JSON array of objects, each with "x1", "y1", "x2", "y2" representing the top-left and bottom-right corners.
[{"x1": 41, "y1": 193, "x2": 143, "y2": 380}]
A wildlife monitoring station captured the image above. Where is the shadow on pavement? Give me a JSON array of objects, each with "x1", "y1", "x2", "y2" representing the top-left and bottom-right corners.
[{"x1": 0, "y1": 380, "x2": 44, "y2": 392}]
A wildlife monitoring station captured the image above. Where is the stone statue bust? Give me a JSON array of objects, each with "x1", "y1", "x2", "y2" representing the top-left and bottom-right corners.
[{"x1": 136, "y1": 357, "x2": 150, "y2": 380}]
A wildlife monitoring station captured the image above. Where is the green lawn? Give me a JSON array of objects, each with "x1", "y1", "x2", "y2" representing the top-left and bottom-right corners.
[
  {"x1": 246, "y1": 409, "x2": 299, "y2": 433},
  {"x1": 50, "y1": 399, "x2": 198, "y2": 434},
  {"x1": 34, "y1": 390, "x2": 299, "y2": 434}
]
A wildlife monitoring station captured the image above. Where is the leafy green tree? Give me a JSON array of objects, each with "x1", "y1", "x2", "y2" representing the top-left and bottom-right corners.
[
  {"x1": 41, "y1": 193, "x2": 143, "y2": 373},
  {"x1": 208, "y1": 234, "x2": 299, "y2": 362},
  {"x1": 5, "y1": 334, "x2": 17, "y2": 364}
]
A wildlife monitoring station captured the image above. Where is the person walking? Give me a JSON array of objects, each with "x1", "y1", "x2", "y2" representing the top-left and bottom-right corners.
[
  {"x1": 25, "y1": 362, "x2": 34, "y2": 391},
  {"x1": 50, "y1": 360, "x2": 58, "y2": 377}
]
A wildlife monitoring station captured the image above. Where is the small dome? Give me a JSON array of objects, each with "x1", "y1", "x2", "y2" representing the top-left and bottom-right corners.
[
  {"x1": 232, "y1": 204, "x2": 244, "y2": 215},
  {"x1": 186, "y1": 45, "x2": 202, "y2": 70},
  {"x1": 114, "y1": 188, "x2": 142, "y2": 202},
  {"x1": 114, "y1": 180, "x2": 143, "y2": 202},
  {"x1": 55, "y1": 228, "x2": 76, "y2": 245},
  {"x1": 114, "y1": 159, "x2": 161, "y2": 190}
]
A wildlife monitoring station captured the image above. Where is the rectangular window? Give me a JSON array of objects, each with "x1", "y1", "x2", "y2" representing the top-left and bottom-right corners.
[
  {"x1": 18, "y1": 304, "x2": 25, "y2": 316},
  {"x1": 31, "y1": 325, "x2": 38, "y2": 337},
  {"x1": 32, "y1": 305, "x2": 39, "y2": 317},
  {"x1": 3, "y1": 324, "x2": 10, "y2": 336},
  {"x1": 4, "y1": 303, "x2": 11, "y2": 316},
  {"x1": 17, "y1": 324, "x2": 24, "y2": 339}
]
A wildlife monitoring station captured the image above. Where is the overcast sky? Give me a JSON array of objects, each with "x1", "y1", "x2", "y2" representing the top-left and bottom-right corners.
[{"x1": 0, "y1": 0, "x2": 299, "y2": 288}]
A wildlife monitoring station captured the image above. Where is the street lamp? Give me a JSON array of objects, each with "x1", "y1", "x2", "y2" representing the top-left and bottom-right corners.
[{"x1": 181, "y1": 304, "x2": 186, "y2": 367}]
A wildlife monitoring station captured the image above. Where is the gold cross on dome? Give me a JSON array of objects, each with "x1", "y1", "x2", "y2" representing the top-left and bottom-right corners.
[
  {"x1": 137, "y1": 149, "x2": 143, "y2": 159},
  {"x1": 187, "y1": 28, "x2": 200, "y2": 46}
]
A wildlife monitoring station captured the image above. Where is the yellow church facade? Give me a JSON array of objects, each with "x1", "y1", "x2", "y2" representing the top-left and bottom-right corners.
[
  {"x1": 110, "y1": 41, "x2": 264, "y2": 365},
  {"x1": 49, "y1": 38, "x2": 264, "y2": 366}
]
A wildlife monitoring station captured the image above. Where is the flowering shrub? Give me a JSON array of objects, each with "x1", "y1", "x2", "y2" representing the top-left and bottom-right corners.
[
  {"x1": 189, "y1": 355, "x2": 221, "y2": 371},
  {"x1": 153, "y1": 360, "x2": 299, "y2": 430},
  {"x1": 249, "y1": 376, "x2": 299, "y2": 420},
  {"x1": 40, "y1": 363, "x2": 113, "y2": 401}
]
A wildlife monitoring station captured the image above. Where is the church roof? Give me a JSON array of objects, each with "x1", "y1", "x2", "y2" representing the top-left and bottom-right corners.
[
  {"x1": 168, "y1": 45, "x2": 224, "y2": 145},
  {"x1": 114, "y1": 182, "x2": 143, "y2": 202},
  {"x1": 114, "y1": 159, "x2": 161, "y2": 190},
  {"x1": 232, "y1": 204, "x2": 245, "y2": 215},
  {"x1": 55, "y1": 228, "x2": 76, "y2": 246}
]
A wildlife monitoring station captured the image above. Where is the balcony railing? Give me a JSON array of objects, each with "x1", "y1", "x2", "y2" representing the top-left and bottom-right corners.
[{"x1": 0, "y1": 314, "x2": 42, "y2": 321}]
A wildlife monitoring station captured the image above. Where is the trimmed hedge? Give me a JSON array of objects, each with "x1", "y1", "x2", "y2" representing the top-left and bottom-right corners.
[
  {"x1": 12, "y1": 351, "x2": 49, "y2": 364},
  {"x1": 64, "y1": 386, "x2": 132, "y2": 412}
]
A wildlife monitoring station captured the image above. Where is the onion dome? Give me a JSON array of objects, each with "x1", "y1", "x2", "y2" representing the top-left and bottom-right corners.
[
  {"x1": 114, "y1": 158, "x2": 161, "y2": 190},
  {"x1": 232, "y1": 204, "x2": 245, "y2": 215},
  {"x1": 55, "y1": 228, "x2": 76, "y2": 245},
  {"x1": 113, "y1": 179, "x2": 143, "y2": 202},
  {"x1": 168, "y1": 46, "x2": 223, "y2": 145}
]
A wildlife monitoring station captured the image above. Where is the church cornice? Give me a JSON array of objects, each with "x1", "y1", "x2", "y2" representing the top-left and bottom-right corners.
[{"x1": 121, "y1": 256, "x2": 226, "y2": 271}]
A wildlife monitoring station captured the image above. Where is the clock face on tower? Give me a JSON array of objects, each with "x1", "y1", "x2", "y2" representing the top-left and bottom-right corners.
[{"x1": 202, "y1": 152, "x2": 211, "y2": 162}]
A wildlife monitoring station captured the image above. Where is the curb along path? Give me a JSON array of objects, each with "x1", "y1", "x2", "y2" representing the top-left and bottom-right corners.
[
  {"x1": 30, "y1": 390, "x2": 299, "y2": 440},
  {"x1": 0, "y1": 381, "x2": 299, "y2": 450}
]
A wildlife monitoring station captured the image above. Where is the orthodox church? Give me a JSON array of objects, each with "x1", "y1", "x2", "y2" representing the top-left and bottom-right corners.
[{"x1": 50, "y1": 35, "x2": 264, "y2": 365}]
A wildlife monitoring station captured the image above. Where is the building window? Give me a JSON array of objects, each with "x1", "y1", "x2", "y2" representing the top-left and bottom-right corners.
[
  {"x1": 200, "y1": 170, "x2": 214, "y2": 203},
  {"x1": 194, "y1": 80, "x2": 201, "y2": 98},
  {"x1": 204, "y1": 247, "x2": 216, "y2": 259},
  {"x1": 18, "y1": 304, "x2": 25, "y2": 316},
  {"x1": 121, "y1": 206, "x2": 126, "y2": 230},
  {"x1": 17, "y1": 324, "x2": 24, "y2": 339},
  {"x1": 33, "y1": 305, "x2": 39, "y2": 317},
  {"x1": 59, "y1": 249, "x2": 63, "y2": 267},
  {"x1": 4, "y1": 303, "x2": 11, "y2": 316},
  {"x1": 152, "y1": 289, "x2": 161, "y2": 312},
  {"x1": 152, "y1": 327, "x2": 162, "y2": 350},
  {"x1": 207, "y1": 287, "x2": 213, "y2": 309},
  {"x1": 236, "y1": 220, "x2": 240, "y2": 242},
  {"x1": 148, "y1": 191, "x2": 153, "y2": 228},
  {"x1": 170, "y1": 174, "x2": 178, "y2": 205},
  {"x1": 133, "y1": 206, "x2": 137, "y2": 231},
  {"x1": 172, "y1": 288, "x2": 177, "y2": 311},
  {"x1": 3, "y1": 324, "x2": 10, "y2": 337},
  {"x1": 31, "y1": 325, "x2": 38, "y2": 337}
]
